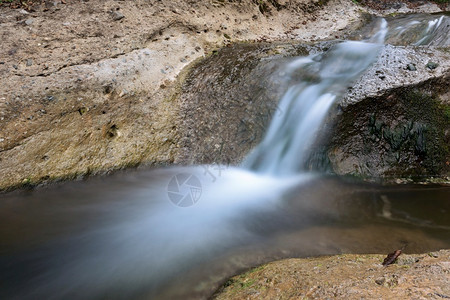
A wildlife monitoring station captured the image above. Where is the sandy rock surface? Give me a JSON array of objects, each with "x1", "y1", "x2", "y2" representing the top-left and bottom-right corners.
[{"x1": 214, "y1": 249, "x2": 450, "y2": 299}]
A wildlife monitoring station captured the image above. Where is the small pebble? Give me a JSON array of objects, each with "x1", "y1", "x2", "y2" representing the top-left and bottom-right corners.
[
  {"x1": 111, "y1": 11, "x2": 125, "y2": 21},
  {"x1": 406, "y1": 63, "x2": 416, "y2": 71},
  {"x1": 375, "y1": 277, "x2": 385, "y2": 285},
  {"x1": 426, "y1": 61, "x2": 438, "y2": 70},
  {"x1": 25, "y1": 19, "x2": 34, "y2": 26}
]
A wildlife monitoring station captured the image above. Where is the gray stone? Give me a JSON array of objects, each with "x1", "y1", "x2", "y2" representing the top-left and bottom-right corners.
[
  {"x1": 426, "y1": 61, "x2": 438, "y2": 70},
  {"x1": 406, "y1": 63, "x2": 416, "y2": 71},
  {"x1": 111, "y1": 11, "x2": 125, "y2": 21}
]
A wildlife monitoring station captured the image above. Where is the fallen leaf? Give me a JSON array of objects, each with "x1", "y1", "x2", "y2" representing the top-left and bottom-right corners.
[{"x1": 382, "y1": 250, "x2": 402, "y2": 266}]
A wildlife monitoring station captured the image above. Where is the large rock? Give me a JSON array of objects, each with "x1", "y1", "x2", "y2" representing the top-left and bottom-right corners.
[
  {"x1": 177, "y1": 42, "x2": 450, "y2": 180},
  {"x1": 0, "y1": 0, "x2": 448, "y2": 190},
  {"x1": 0, "y1": 0, "x2": 363, "y2": 190},
  {"x1": 213, "y1": 250, "x2": 450, "y2": 299},
  {"x1": 324, "y1": 46, "x2": 450, "y2": 179}
]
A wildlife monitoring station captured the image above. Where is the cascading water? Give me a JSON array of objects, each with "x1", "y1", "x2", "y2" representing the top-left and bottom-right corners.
[
  {"x1": 360, "y1": 14, "x2": 450, "y2": 47},
  {"x1": 244, "y1": 20, "x2": 387, "y2": 175},
  {"x1": 1, "y1": 14, "x2": 449, "y2": 300}
]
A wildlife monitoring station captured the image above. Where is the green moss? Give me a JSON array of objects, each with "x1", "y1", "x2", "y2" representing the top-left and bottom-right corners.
[
  {"x1": 329, "y1": 85, "x2": 449, "y2": 179},
  {"x1": 443, "y1": 105, "x2": 450, "y2": 122},
  {"x1": 382, "y1": 91, "x2": 449, "y2": 176}
]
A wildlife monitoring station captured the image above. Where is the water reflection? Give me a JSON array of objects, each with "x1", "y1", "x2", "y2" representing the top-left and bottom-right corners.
[{"x1": 1, "y1": 167, "x2": 449, "y2": 299}]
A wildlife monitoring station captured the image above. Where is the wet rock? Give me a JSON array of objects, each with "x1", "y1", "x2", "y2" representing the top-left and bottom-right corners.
[
  {"x1": 307, "y1": 44, "x2": 450, "y2": 179},
  {"x1": 426, "y1": 61, "x2": 438, "y2": 70},
  {"x1": 0, "y1": 0, "x2": 447, "y2": 190},
  {"x1": 178, "y1": 43, "x2": 308, "y2": 165},
  {"x1": 327, "y1": 87, "x2": 449, "y2": 179},
  {"x1": 406, "y1": 63, "x2": 416, "y2": 71}
]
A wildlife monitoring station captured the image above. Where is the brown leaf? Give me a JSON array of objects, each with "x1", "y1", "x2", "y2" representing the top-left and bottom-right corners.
[{"x1": 382, "y1": 250, "x2": 402, "y2": 266}]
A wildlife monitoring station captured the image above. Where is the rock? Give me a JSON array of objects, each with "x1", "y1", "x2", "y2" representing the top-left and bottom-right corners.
[
  {"x1": 428, "y1": 252, "x2": 439, "y2": 258},
  {"x1": 26, "y1": 59, "x2": 33, "y2": 67},
  {"x1": 214, "y1": 250, "x2": 450, "y2": 300},
  {"x1": 24, "y1": 18, "x2": 34, "y2": 26},
  {"x1": 0, "y1": 0, "x2": 447, "y2": 190},
  {"x1": 327, "y1": 45, "x2": 450, "y2": 180},
  {"x1": 426, "y1": 61, "x2": 438, "y2": 70},
  {"x1": 111, "y1": 10, "x2": 125, "y2": 21},
  {"x1": 406, "y1": 63, "x2": 416, "y2": 71}
]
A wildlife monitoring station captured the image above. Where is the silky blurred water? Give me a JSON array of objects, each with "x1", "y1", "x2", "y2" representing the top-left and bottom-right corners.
[
  {"x1": 1, "y1": 13, "x2": 449, "y2": 300},
  {"x1": 243, "y1": 21, "x2": 387, "y2": 174},
  {"x1": 1, "y1": 167, "x2": 449, "y2": 299}
]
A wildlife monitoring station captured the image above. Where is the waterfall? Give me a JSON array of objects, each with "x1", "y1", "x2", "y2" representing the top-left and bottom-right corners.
[{"x1": 243, "y1": 20, "x2": 388, "y2": 176}]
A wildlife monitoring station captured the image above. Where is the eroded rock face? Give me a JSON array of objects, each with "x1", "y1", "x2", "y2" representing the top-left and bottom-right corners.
[
  {"x1": 177, "y1": 42, "x2": 450, "y2": 180},
  {"x1": 328, "y1": 81, "x2": 450, "y2": 179},
  {"x1": 0, "y1": 0, "x2": 448, "y2": 190},
  {"x1": 0, "y1": 0, "x2": 363, "y2": 190},
  {"x1": 325, "y1": 46, "x2": 450, "y2": 179},
  {"x1": 177, "y1": 43, "x2": 310, "y2": 166}
]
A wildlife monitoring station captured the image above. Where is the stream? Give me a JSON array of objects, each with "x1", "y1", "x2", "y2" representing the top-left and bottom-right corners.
[{"x1": 1, "y1": 13, "x2": 449, "y2": 300}]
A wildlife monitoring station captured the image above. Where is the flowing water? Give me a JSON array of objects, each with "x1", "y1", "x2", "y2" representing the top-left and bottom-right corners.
[
  {"x1": 243, "y1": 20, "x2": 387, "y2": 174},
  {"x1": 0, "y1": 14, "x2": 449, "y2": 300}
]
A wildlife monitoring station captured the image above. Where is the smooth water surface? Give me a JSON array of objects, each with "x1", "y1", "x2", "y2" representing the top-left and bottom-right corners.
[{"x1": 1, "y1": 167, "x2": 449, "y2": 299}]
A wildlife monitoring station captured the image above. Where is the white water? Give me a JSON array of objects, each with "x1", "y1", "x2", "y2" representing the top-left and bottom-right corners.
[
  {"x1": 385, "y1": 14, "x2": 450, "y2": 46},
  {"x1": 243, "y1": 20, "x2": 387, "y2": 175}
]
